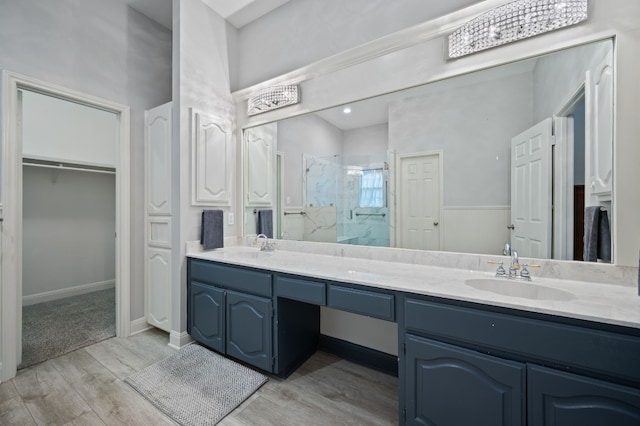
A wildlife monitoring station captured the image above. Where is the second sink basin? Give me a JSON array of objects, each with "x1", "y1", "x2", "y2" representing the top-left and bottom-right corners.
[{"x1": 465, "y1": 278, "x2": 575, "y2": 301}]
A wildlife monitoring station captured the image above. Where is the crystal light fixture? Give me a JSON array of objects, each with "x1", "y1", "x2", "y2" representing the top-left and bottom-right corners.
[
  {"x1": 247, "y1": 85, "x2": 300, "y2": 116},
  {"x1": 448, "y1": 0, "x2": 588, "y2": 59}
]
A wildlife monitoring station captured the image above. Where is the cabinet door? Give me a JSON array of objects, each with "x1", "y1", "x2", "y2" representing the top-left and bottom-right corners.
[
  {"x1": 146, "y1": 247, "x2": 171, "y2": 332},
  {"x1": 189, "y1": 282, "x2": 225, "y2": 353},
  {"x1": 244, "y1": 124, "x2": 275, "y2": 206},
  {"x1": 586, "y1": 49, "x2": 613, "y2": 199},
  {"x1": 226, "y1": 290, "x2": 273, "y2": 372},
  {"x1": 192, "y1": 110, "x2": 232, "y2": 205},
  {"x1": 528, "y1": 364, "x2": 640, "y2": 426},
  {"x1": 404, "y1": 334, "x2": 525, "y2": 426},
  {"x1": 145, "y1": 102, "x2": 172, "y2": 215}
]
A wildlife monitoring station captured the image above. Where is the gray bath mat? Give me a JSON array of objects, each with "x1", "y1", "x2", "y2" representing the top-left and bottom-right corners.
[{"x1": 125, "y1": 344, "x2": 268, "y2": 425}]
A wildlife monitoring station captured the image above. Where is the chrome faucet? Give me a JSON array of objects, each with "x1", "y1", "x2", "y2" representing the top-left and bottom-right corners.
[
  {"x1": 490, "y1": 249, "x2": 538, "y2": 281},
  {"x1": 255, "y1": 234, "x2": 275, "y2": 251},
  {"x1": 509, "y1": 249, "x2": 520, "y2": 277}
]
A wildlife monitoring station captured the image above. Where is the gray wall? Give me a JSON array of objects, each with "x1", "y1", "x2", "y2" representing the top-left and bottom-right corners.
[
  {"x1": 533, "y1": 41, "x2": 611, "y2": 121},
  {"x1": 22, "y1": 168, "x2": 115, "y2": 297},
  {"x1": 389, "y1": 72, "x2": 534, "y2": 206},
  {"x1": 343, "y1": 123, "x2": 388, "y2": 163},
  {"x1": 0, "y1": 0, "x2": 172, "y2": 320},
  {"x1": 175, "y1": 0, "x2": 236, "y2": 332},
  {"x1": 232, "y1": 0, "x2": 483, "y2": 89},
  {"x1": 278, "y1": 114, "x2": 343, "y2": 207}
]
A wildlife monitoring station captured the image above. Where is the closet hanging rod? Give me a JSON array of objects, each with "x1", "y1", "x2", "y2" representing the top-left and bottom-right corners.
[{"x1": 22, "y1": 162, "x2": 116, "y2": 175}]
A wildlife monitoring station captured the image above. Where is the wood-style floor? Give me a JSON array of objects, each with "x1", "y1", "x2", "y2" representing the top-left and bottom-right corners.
[{"x1": 0, "y1": 329, "x2": 399, "y2": 425}]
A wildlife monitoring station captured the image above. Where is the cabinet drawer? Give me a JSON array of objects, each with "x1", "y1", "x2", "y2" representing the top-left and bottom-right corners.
[
  {"x1": 190, "y1": 259, "x2": 272, "y2": 297},
  {"x1": 327, "y1": 284, "x2": 394, "y2": 321},
  {"x1": 405, "y1": 297, "x2": 640, "y2": 384},
  {"x1": 276, "y1": 276, "x2": 326, "y2": 305}
]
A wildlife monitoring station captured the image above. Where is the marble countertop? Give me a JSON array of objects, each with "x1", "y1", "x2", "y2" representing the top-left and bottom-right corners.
[{"x1": 187, "y1": 246, "x2": 640, "y2": 330}]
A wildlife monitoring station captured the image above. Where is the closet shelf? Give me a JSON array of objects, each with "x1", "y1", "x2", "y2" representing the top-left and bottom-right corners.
[{"x1": 22, "y1": 159, "x2": 115, "y2": 175}]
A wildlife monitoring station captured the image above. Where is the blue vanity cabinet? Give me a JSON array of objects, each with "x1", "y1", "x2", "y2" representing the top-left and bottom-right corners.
[
  {"x1": 405, "y1": 334, "x2": 525, "y2": 426},
  {"x1": 528, "y1": 364, "x2": 640, "y2": 426},
  {"x1": 189, "y1": 281, "x2": 225, "y2": 353},
  {"x1": 402, "y1": 295, "x2": 640, "y2": 426},
  {"x1": 226, "y1": 290, "x2": 273, "y2": 372},
  {"x1": 187, "y1": 259, "x2": 274, "y2": 373}
]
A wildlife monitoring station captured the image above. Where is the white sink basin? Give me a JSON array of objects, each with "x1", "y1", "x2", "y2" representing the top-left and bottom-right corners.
[{"x1": 465, "y1": 278, "x2": 575, "y2": 301}]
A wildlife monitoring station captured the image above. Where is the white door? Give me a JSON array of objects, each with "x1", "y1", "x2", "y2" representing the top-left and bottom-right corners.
[
  {"x1": 585, "y1": 50, "x2": 614, "y2": 200},
  {"x1": 144, "y1": 102, "x2": 172, "y2": 332},
  {"x1": 510, "y1": 118, "x2": 552, "y2": 258},
  {"x1": 398, "y1": 153, "x2": 441, "y2": 250}
]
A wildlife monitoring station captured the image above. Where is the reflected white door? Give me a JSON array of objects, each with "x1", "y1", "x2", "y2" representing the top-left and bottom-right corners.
[
  {"x1": 511, "y1": 118, "x2": 552, "y2": 258},
  {"x1": 399, "y1": 153, "x2": 441, "y2": 250}
]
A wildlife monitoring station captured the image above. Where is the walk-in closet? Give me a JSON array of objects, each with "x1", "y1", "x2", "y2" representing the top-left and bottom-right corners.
[{"x1": 19, "y1": 89, "x2": 117, "y2": 368}]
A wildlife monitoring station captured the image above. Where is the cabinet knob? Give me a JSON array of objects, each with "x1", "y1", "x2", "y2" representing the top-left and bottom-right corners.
[
  {"x1": 433, "y1": 221, "x2": 439, "y2": 226},
  {"x1": 507, "y1": 224, "x2": 515, "y2": 230}
]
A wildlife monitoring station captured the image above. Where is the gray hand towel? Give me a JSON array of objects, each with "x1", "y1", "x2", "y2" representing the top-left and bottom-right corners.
[
  {"x1": 201, "y1": 209, "x2": 223, "y2": 250},
  {"x1": 583, "y1": 206, "x2": 611, "y2": 262},
  {"x1": 597, "y1": 208, "x2": 611, "y2": 262},
  {"x1": 257, "y1": 209, "x2": 273, "y2": 238}
]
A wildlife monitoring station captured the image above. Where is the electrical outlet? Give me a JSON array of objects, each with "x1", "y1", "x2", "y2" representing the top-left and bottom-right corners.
[{"x1": 228, "y1": 212, "x2": 234, "y2": 225}]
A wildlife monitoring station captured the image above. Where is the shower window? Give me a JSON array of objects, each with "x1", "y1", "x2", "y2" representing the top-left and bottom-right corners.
[{"x1": 359, "y1": 168, "x2": 385, "y2": 208}]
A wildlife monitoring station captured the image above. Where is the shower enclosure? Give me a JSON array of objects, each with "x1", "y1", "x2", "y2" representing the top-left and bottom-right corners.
[{"x1": 302, "y1": 154, "x2": 390, "y2": 247}]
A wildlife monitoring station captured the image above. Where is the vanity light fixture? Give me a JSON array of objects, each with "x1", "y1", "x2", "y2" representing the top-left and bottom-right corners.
[
  {"x1": 448, "y1": 0, "x2": 587, "y2": 59},
  {"x1": 247, "y1": 85, "x2": 300, "y2": 116}
]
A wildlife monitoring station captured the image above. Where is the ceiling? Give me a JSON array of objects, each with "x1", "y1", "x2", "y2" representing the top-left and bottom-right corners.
[
  {"x1": 314, "y1": 58, "x2": 538, "y2": 131},
  {"x1": 128, "y1": 0, "x2": 291, "y2": 30}
]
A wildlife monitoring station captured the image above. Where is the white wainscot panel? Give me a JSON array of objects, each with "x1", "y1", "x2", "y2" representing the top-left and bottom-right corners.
[
  {"x1": 282, "y1": 208, "x2": 305, "y2": 241},
  {"x1": 146, "y1": 247, "x2": 171, "y2": 332},
  {"x1": 443, "y1": 206, "x2": 511, "y2": 256},
  {"x1": 192, "y1": 110, "x2": 232, "y2": 206}
]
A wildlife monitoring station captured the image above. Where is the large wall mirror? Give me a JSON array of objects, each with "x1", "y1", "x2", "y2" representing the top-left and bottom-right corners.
[{"x1": 243, "y1": 38, "x2": 613, "y2": 262}]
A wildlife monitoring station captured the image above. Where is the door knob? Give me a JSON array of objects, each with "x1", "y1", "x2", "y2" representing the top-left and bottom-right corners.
[
  {"x1": 507, "y1": 224, "x2": 515, "y2": 230},
  {"x1": 433, "y1": 221, "x2": 439, "y2": 226}
]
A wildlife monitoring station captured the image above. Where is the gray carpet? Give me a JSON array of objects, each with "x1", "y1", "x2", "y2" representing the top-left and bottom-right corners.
[
  {"x1": 20, "y1": 288, "x2": 115, "y2": 369},
  {"x1": 125, "y1": 344, "x2": 269, "y2": 426}
]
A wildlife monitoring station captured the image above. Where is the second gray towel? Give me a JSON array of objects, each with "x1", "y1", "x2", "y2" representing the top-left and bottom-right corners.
[
  {"x1": 583, "y1": 206, "x2": 611, "y2": 262},
  {"x1": 257, "y1": 209, "x2": 273, "y2": 238},
  {"x1": 201, "y1": 209, "x2": 223, "y2": 250}
]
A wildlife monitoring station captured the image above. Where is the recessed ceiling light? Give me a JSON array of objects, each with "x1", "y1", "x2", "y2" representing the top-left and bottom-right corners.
[{"x1": 343, "y1": 107, "x2": 352, "y2": 114}]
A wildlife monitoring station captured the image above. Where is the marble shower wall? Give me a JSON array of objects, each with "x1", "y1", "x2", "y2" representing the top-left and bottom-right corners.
[{"x1": 302, "y1": 154, "x2": 390, "y2": 247}]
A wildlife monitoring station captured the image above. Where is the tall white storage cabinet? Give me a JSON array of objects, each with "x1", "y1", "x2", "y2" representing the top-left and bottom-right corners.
[{"x1": 144, "y1": 102, "x2": 172, "y2": 332}]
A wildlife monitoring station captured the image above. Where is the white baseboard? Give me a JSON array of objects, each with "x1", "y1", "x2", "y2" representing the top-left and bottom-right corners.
[
  {"x1": 129, "y1": 317, "x2": 153, "y2": 335},
  {"x1": 169, "y1": 330, "x2": 193, "y2": 350},
  {"x1": 22, "y1": 280, "x2": 115, "y2": 306}
]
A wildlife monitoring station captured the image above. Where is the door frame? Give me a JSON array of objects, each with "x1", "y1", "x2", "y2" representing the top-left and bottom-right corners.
[
  {"x1": 1, "y1": 71, "x2": 131, "y2": 381},
  {"x1": 553, "y1": 83, "x2": 585, "y2": 261},
  {"x1": 395, "y1": 150, "x2": 444, "y2": 250}
]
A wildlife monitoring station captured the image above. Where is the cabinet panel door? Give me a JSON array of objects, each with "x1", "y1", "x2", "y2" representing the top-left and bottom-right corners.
[
  {"x1": 192, "y1": 110, "x2": 232, "y2": 205},
  {"x1": 244, "y1": 125, "x2": 275, "y2": 206},
  {"x1": 146, "y1": 247, "x2": 171, "y2": 332},
  {"x1": 528, "y1": 364, "x2": 640, "y2": 426},
  {"x1": 405, "y1": 334, "x2": 525, "y2": 426},
  {"x1": 189, "y1": 282, "x2": 225, "y2": 353},
  {"x1": 145, "y1": 102, "x2": 172, "y2": 215},
  {"x1": 226, "y1": 290, "x2": 273, "y2": 372}
]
